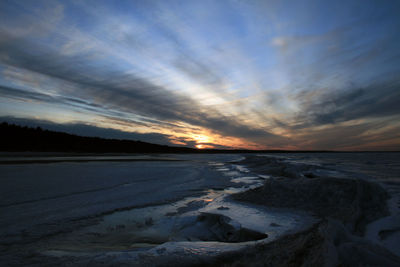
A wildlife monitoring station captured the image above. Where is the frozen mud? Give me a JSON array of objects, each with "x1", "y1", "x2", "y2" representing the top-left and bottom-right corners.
[
  {"x1": 0, "y1": 152, "x2": 399, "y2": 266},
  {"x1": 230, "y1": 154, "x2": 400, "y2": 266}
]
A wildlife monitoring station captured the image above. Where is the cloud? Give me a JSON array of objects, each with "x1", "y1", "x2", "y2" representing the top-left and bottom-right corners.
[
  {"x1": 172, "y1": 51, "x2": 224, "y2": 86},
  {"x1": 1, "y1": 0, "x2": 399, "y2": 150},
  {"x1": 266, "y1": 78, "x2": 400, "y2": 150},
  {"x1": 294, "y1": 79, "x2": 400, "y2": 127},
  {"x1": 290, "y1": 119, "x2": 400, "y2": 151},
  {"x1": 0, "y1": 1, "x2": 64, "y2": 41}
]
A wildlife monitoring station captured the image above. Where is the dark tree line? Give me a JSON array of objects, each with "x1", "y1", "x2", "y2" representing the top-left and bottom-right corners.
[{"x1": 0, "y1": 122, "x2": 196, "y2": 153}]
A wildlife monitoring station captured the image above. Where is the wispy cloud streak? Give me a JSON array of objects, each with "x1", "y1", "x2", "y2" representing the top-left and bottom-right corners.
[{"x1": 0, "y1": 0, "x2": 399, "y2": 150}]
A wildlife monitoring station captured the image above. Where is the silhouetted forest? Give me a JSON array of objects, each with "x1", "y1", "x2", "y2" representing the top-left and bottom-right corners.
[{"x1": 0, "y1": 122, "x2": 197, "y2": 153}]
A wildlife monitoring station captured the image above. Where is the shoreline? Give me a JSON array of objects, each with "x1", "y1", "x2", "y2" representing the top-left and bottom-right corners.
[{"x1": 0, "y1": 158, "x2": 184, "y2": 165}]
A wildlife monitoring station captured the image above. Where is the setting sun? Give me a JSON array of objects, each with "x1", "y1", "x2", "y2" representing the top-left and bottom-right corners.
[{"x1": 193, "y1": 134, "x2": 211, "y2": 144}]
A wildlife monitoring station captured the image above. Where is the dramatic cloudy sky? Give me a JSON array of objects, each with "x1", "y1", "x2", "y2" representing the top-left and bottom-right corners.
[{"x1": 1, "y1": 0, "x2": 399, "y2": 150}]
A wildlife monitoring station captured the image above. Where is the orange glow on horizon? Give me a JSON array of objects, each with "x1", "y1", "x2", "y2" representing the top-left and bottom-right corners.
[
  {"x1": 193, "y1": 134, "x2": 211, "y2": 144},
  {"x1": 98, "y1": 118, "x2": 260, "y2": 150}
]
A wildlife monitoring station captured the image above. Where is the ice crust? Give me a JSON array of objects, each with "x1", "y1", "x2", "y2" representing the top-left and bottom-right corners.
[
  {"x1": 1, "y1": 152, "x2": 399, "y2": 266},
  {"x1": 35, "y1": 158, "x2": 315, "y2": 263}
]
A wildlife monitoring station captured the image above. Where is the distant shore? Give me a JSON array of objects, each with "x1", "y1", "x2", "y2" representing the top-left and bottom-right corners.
[{"x1": 0, "y1": 154, "x2": 184, "y2": 164}]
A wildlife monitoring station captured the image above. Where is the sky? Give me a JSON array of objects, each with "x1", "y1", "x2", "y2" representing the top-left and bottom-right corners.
[{"x1": 0, "y1": 0, "x2": 400, "y2": 150}]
